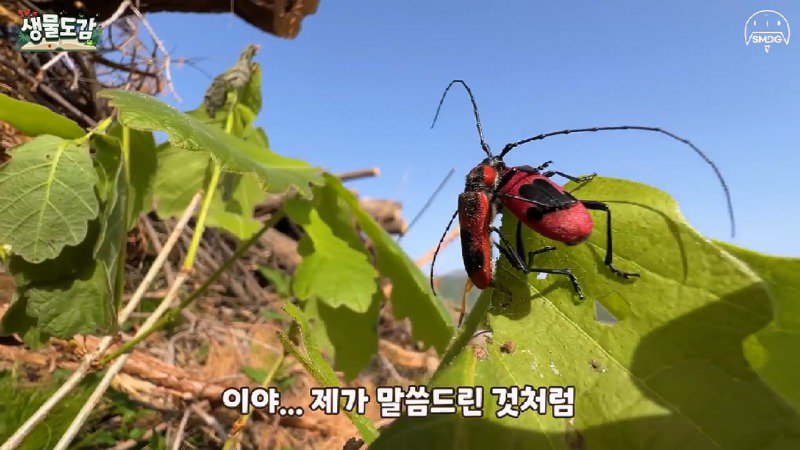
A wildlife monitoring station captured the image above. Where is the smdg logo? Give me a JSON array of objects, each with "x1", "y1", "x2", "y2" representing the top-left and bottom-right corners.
[
  {"x1": 16, "y1": 9, "x2": 100, "y2": 52},
  {"x1": 744, "y1": 10, "x2": 791, "y2": 53}
]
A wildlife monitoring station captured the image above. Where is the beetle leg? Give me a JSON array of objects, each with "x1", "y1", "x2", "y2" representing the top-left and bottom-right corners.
[
  {"x1": 490, "y1": 226, "x2": 527, "y2": 271},
  {"x1": 527, "y1": 246, "x2": 557, "y2": 266},
  {"x1": 581, "y1": 200, "x2": 640, "y2": 279},
  {"x1": 525, "y1": 267, "x2": 585, "y2": 300},
  {"x1": 512, "y1": 219, "x2": 556, "y2": 266},
  {"x1": 543, "y1": 170, "x2": 597, "y2": 183},
  {"x1": 492, "y1": 224, "x2": 582, "y2": 300}
]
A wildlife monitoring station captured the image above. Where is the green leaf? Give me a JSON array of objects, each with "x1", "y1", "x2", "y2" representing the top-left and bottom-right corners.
[
  {"x1": 0, "y1": 94, "x2": 84, "y2": 139},
  {"x1": 0, "y1": 135, "x2": 99, "y2": 263},
  {"x1": 374, "y1": 177, "x2": 800, "y2": 450},
  {"x1": 153, "y1": 144, "x2": 264, "y2": 239},
  {"x1": 99, "y1": 90, "x2": 322, "y2": 198},
  {"x1": 108, "y1": 125, "x2": 158, "y2": 229},
  {"x1": 242, "y1": 366, "x2": 268, "y2": 383},
  {"x1": 303, "y1": 290, "x2": 381, "y2": 380},
  {"x1": 259, "y1": 266, "x2": 293, "y2": 297},
  {"x1": 0, "y1": 220, "x2": 115, "y2": 341},
  {"x1": 152, "y1": 143, "x2": 209, "y2": 217},
  {"x1": 206, "y1": 172, "x2": 264, "y2": 239},
  {"x1": 285, "y1": 181, "x2": 378, "y2": 312},
  {"x1": 715, "y1": 242, "x2": 800, "y2": 414},
  {"x1": 20, "y1": 261, "x2": 116, "y2": 338},
  {"x1": 327, "y1": 175, "x2": 455, "y2": 352}
]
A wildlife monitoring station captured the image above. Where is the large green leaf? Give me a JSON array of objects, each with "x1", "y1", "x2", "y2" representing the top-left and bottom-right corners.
[
  {"x1": 99, "y1": 90, "x2": 322, "y2": 198},
  {"x1": 0, "y1": 94, "x2": 84, "y2": 139},
  {"x1": 285, "y1": 181, "x2": 379, "y2": 312},
  {"x1": 17, "y1": 261, "x2": 116, "y2": 338},
  {"x1": 716, "y1": 242, "x2": 800, "y2": 414},
  {"x1": 374, "y1": 177, "x2": 800, "y2": 450},
  {"x1": 328, "y1": 175, "x2": 455, "y2": 353},
  {"x1": 0, "y1": 135, "x2": 99, "y2": 263}
]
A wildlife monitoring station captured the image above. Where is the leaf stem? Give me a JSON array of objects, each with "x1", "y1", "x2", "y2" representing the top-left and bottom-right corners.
[
  {"x1": 115, "y1": 124, "x2": 132, "y2": 308},
  {"x1": 182, "y1": 163, "x2": 221, "y2": 271},
  {"x1": 73, "y1": 116, "x2": 113, "y2": 145},
  {"x1": 181, "y1": 94, "x2": 237, "y2": 271}
]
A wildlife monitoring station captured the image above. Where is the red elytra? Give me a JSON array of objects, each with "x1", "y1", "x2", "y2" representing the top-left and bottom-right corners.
[{"x1": 499, "y1": 168, "x2": 592, "y2": 245}]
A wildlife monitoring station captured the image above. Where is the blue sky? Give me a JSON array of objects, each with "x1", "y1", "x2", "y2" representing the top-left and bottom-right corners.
[{"x1": 148, "y1": 1, "x2": 799, "y2": 273}]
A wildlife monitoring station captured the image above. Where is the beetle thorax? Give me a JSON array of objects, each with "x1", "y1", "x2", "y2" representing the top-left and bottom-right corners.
[{"x1": 464, "y1": 158, "x2": 506, "y2": 193}]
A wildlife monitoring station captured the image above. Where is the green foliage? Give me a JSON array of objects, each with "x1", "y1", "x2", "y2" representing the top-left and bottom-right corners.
[
  {"x1": 150, "y1": 64, "x2": 286, "y2": 240},
  {"x1": 0, "y1": 93, "x2": 84, "y2": 139},
  {"x1": 716, "y1": 242, "x2": 800, "y2": 414},
  {"x1": 99, "y1": 90, "x2": 323, "y2": 199},
  {"x1": 0, "y1": 136, "x2": 99, "y2": 263},
  {"x1": 328, "y1": 176, "x2": 455, "y2": 352},
  {"x1": 284, "y1": 174, "x2": 453, "y2": 378},
  {"x1": 0, "y1": 371, "x2": 99, "y2": 449},
  {"x1": 92, "y1": 134, "x2": 128, "y2": 300},
  {"x1": 0, "y1": 131, "x2": 126, "y2": 340},
  {"x1": 285, "y1": 182, "x2": 379, "y2": 311},
  {"x1": 373, "y1": 177, "x2": 800, "y2": 450}
]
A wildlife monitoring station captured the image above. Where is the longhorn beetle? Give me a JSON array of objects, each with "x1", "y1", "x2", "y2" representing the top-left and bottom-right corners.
[{"x1": 429, "y1": 80, "x2": 735, "y2": 323}]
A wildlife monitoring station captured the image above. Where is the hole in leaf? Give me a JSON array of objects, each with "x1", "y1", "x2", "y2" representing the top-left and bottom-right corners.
[{"x1": 594, "y1": 300, "x2": 618, "y2": 325}]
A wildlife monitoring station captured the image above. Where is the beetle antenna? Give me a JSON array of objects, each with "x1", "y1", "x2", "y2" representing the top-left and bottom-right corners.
[
  {"x1": 430, "y1": 209, "x2": 460, "y2": 296},
  {"x1": 498, "y1": 125, "x2": 736, "y2": 238},
  {"x1": 431, "y1": 80, "x2": 492, "y2": 157},
  {"x1": 401, "y1": 168, "x2": 456, "y2": 241}
]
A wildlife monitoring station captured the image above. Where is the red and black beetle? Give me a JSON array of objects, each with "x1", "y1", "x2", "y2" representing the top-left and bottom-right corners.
[{"x1": 429, "y1": 80, "x2": 735, "y2": 316}]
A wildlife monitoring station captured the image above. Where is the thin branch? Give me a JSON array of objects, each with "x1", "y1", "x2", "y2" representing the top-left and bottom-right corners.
[
  {"x1": 171, "y1": 408, "x2": 191, "y2": 450},
  {"x1": 129, "y1": 4, "x2": 181, "y2": 101}
]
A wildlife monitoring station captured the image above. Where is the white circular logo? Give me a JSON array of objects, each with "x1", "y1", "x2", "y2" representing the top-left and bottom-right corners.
[{"x1": 744, "y1": 10, "x2": 791, "y2": 53}]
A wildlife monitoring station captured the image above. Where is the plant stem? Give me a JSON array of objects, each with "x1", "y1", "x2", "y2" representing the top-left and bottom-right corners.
[
  {"x1": 181, "y1": 94, "x2": 237, "y2": 271},
  {"x1": 182, "y1": 163, "x2": 221, "y2": 271},
  {"x1": 115, "y1": 124, "x2": 132, "y2": 309}
]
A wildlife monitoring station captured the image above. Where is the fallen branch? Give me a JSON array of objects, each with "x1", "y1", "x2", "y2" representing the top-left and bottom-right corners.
[
  {"x1": 337, "y1": 167, "x2": 380, "y2": 181},
  {"x1": 415, "y1": 226, "x2": 460, "y2": 268}
]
